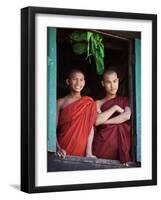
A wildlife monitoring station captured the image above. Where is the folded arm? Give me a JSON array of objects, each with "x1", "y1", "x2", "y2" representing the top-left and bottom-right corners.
[
  {"x1": 103, "y1": 106, "x2": 131, "y2": 125},
  {"x1": 95, "y1": 103, "x2": 124, "y2": 126}
]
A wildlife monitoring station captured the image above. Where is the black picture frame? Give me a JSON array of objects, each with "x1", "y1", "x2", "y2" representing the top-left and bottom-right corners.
[{"x1": 21, "y1": 6, "x2": 157, "y2": 193}]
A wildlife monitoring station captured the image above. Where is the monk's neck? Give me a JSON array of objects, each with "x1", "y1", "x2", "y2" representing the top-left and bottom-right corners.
[
  {"x1": 68, "y1": 91, "x2": 81, "y2": 99},
  {"x1": 105, "y1": 94, "x2": 117, "y2": 101}
]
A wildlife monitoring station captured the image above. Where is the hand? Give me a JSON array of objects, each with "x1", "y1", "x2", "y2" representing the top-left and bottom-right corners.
[
  {"x1": 56, "y1": 148, "x2": 66, "y2": 158},
  {"x1": 56, "y1": 142, "x2": 66, "y2": 158},
  {"x1": 114, "y1": 105, "x2": 124, "y2": 113}
]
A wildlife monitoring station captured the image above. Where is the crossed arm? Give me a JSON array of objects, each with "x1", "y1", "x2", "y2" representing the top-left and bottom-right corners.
[
  {"x1": 95, "y1": 100, "x2": 131, "y2": 126},
  {"x1": 103, "y1": 106, "x2": 131, "y2": 125}
]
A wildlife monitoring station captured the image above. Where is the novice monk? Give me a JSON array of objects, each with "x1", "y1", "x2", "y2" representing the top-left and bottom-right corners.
[
  {"x1": 93, "y1": 69, "x2": 131, "y2": 166},
  {"x1": 56, "y1": 69, "x2": 96, "y2": 158}
]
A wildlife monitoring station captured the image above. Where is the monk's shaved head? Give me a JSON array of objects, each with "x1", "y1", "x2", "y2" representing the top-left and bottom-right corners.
[
  {"x1": 102, "y1": 69, "x2": 118, "y2": 81},
  {"x1": 67, "y1": 69, "x2": 85, "y2": 79}
]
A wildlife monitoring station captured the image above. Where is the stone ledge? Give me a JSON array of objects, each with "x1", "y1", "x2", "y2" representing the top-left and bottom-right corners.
[{"x1": 48, "y1": 152, "x2": 141, "y2": 172}]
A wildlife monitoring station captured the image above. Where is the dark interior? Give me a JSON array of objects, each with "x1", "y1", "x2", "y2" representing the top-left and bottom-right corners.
[{"x1": 56, "y1": 28, "x2": 131, "y2": 100}]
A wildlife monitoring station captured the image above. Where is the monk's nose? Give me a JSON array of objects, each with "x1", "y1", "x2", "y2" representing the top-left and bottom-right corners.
[{"x1": 76, "y1": 80, "x2": 81, "y2": 84}]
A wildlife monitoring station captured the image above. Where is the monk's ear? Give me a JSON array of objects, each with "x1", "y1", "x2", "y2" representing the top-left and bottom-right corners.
[
  {"x1": 66, "y1": 79, "x2": 69, "y2": 85},
  {"x1": 101, "y1": 80, "x2": 105, "y2": 87}
]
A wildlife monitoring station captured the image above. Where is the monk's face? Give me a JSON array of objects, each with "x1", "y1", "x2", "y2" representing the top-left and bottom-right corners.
[
  {"x1": 66, "y1": 72, "x2": 85, "y2": 93},
  {"x1": 101, "y1": 72, "x2": 119, "y2": 96}
]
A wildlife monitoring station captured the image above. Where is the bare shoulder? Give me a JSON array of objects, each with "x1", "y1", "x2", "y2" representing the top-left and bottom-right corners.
[
  {"x1": 95, "y1": 99, "x2": 104, "y2": 107},
  {"x1": 95, "y1": 99, "x2": 104, "y2": 112},
  {"x1": 57, "y1": 97, "x2": 65, "y2": 104},
  {"x1": 95, "y1": 100, "x2": 101, "y2": 106},
  {"x1": 57, "y1": 97, "x2": 66, "y2": 108}
]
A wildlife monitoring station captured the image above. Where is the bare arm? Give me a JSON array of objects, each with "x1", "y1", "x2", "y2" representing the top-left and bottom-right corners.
[
  {"x1": 95, "y1": 101, "x2": 124, "y2": 126},
  {"x1": 86, "y1": 126, "x2": 95, "y2": 157},
  {"x1": 103, "y1": 106, "x2": 131, "y2": 125}
]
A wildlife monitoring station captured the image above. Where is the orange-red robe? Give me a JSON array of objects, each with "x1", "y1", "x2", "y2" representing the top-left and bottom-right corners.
[
  {"x1": 93, "y1": 96, "x2": 131, "y2": 163},
  {"x1": 57, "y1": 96, "x2": 96, "y2": 156}
]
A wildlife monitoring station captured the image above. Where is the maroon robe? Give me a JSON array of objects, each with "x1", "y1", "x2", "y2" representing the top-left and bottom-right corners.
[{"x1": 93, "y1": 96, "x2": 131, "y2": 163}]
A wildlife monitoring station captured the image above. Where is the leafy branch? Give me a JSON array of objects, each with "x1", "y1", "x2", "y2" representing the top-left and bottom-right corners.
[{"x1": 69, "y1": 31, "x2": 104, "y2": 75}]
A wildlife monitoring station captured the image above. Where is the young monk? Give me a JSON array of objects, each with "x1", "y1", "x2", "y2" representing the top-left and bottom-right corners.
[
  {"x1": 56, "y1": 69, "x2": 96, "y2": 158},
  {"x1": 93, "y1": 69, "x2": 131, "y2": 166}
]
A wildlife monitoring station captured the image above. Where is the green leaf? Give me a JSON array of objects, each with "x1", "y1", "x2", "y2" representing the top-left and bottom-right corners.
[
  {"x1": 69, "y1": 31, "x2": 105, "y2": 75},
  {"x1": 72, "y1": 43, "x2": 87, "y2": 55},
  {"x1": 99, "y1": 44, "x2": 104, "y2": 58},
  {"x1": 87, "y1": 32, "x2": 93, "y2": 58},
  {"x1": 87, "y1": 32, "x2": 93, "y2": 42},
  {"x1": 91, "y1": 38, "x2": 96, "y2": 55},
  {"x1": 93, "y1": 39, "x2": 98, "y2": 49},
  {"x1": 94, "y1": 51, "x2": 104, "y2": 75}
]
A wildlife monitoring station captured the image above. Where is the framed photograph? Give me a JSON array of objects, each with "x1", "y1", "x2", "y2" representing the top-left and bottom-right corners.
[{"x1": 21, "y1": 6, "x2": 157, "y2": 193}]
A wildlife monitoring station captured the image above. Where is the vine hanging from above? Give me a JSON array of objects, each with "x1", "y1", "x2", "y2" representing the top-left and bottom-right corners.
[{"x1": 69, "y1": 31, "x2": 104, "y2": 75}]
